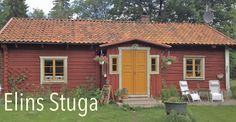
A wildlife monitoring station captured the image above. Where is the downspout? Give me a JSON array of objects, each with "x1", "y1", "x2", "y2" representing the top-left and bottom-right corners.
[{"x1": 225, "y1": 46, "x2": 231, "y2": 96}]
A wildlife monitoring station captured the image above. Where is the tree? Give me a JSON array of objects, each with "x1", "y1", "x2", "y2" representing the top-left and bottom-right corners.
[
  {"x1": 71, "y1": 0, "x2": 112, "y2": 19},
  {"x1": 49, "y1": 0, "x2": 72, "y2": 19},
  {"x1": 0, "y1": 0, "x2": 28, "y2": 28},
  {"x1": 29, "y1": 8, "x2": 46, "y2": 19},
  {"x1": 3, "y1": 0, "x2": 28, "y2": 19},
  {"x1": 109, "y1": 0, "x2": 161, "y2": 21},
  {"x1": 0, "y1": 0, "x2": 5, "y2": 27}
]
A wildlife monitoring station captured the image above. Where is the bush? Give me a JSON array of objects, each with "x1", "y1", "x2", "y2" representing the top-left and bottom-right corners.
[
  {"x1": 231, "y1": 86, "x2": 236, "y2": 99},
  {"x1": 162, "y1": 112, "x2": 196, "y2": 122},
  {"x1": 75, "y1": 87, "x2": 101, "y2": 100},
  {"x1": 161, "y1": 83, "x2": 180, "y2": 102}
]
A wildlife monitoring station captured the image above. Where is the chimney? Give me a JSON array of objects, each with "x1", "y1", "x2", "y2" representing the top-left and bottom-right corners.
[{"x1": 140, "y1": 14, "x2": 150, "y2": 22}]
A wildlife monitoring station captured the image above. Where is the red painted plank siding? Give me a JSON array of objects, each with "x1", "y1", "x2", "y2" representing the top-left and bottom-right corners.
[
  {"x1": 6, "y1": 44, "x2": 100, "y2": 92},
  {"x1": 106, "y1": 43, "x2": 226, "y2": 97},
  {"x1": 164, "y1": 46, "x2": 226, "y2": 91},
  {"x1": 3, "y1": 42, "x2": 226, "y2": 97}
]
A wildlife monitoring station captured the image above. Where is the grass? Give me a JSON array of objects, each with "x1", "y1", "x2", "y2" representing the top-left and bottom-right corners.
[{"x1": 0, "y1": 101, "x2": 236, "y2": 122}]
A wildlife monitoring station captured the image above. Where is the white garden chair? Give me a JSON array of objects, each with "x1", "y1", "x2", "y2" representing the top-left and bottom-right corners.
[
  {"x1": 0, "y1": 84, "x2": 2, "y2": 94},
  {"x1": 209, "y1": 80, "x2": 224, "y2": 102},
  {"x1": 179, "y1": 80, "x2": 201, "y2": 102}
]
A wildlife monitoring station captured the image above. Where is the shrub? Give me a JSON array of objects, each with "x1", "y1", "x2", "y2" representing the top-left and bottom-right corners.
[
  {"x1": 162, "y1": 112, "x2": 196, "y2": 122},
  {"x1": 231, "y1": 86, "x2": 236, "y2": 99},
  {"x1": 8, "y1": 73, "x2": 27, "y2": 93},
  {"x1": 161, "y1": 83, "x2": 180, "y2": 102},
  {"x1": 75, "y1": 87, "x2": 101, "y2": 100}
]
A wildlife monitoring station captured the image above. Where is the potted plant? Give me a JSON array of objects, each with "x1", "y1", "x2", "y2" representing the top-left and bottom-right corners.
[
  {"x1": 161, "y1": 84, "x2": 187, "y2": 115},
  {"x1": 162, "y1": 56, "x2": 177, "y2": 65},
  {"x1": 121, "y1": 88, "x2": 128, "y2": 99},
  {"x1": 114, "y1": 89, "x2": 122, "y2": 102},
  {"x1": 94, "y1": 55, "x2": 108, "y2": 65},
  {"x1": 217, "y1": 73, "x2": 224, "y2": 80}
]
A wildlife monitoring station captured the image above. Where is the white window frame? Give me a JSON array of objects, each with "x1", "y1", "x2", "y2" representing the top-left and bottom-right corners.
[
  {"x1": 150, "y1": 55, "x2": 160, "y2": 74},
  {"x1": 40, "y1": 56, "x2": 68, "y2": 84},
  {"x1": 183, "y1": 56, "x2": 205, "y2": 80},
  {"x1": 109, "y1": 55, "x2": 119, "y2": 74}
]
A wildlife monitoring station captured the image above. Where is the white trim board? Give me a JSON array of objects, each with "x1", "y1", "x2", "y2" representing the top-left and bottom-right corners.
[
  {"x1": 225, "y1": 47, "x2": 231, "y2": 95},
  {"x1": 118, "y1": 47, "x2": 151, "y2": 97}
]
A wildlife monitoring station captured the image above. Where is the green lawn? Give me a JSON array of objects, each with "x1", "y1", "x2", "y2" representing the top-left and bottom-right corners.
[{"x1": 0, "y1": 102, "x2": 236, "y2": 122}]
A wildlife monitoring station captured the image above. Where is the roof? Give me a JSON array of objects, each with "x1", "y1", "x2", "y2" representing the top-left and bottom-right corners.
[{"x1": 0, "y1": 18, "x2": 235, "y2": 46}]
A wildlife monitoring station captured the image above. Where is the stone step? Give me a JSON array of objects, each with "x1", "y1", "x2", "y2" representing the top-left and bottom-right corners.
[{"x1": 122, "y1": 97, "x2": 158, "y2": 108}]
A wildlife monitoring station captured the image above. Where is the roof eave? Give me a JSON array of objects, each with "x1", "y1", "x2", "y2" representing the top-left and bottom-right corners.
[{"x1": 100, "y1": 38, "x2": 172, "y2": 48}]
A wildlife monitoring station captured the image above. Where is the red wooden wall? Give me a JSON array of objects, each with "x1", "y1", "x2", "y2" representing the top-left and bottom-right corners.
[
  {"x1": 164, "y1": 46, "x2": 226, "y2": 90},
  {"x1": 5, "y1": 44, "x2": 101, "y2": 92},
  {"x1": 106, "y1": 43, "x2": 226, "y2": 97},
  {"x1": 2, "y1": 43, "x2": 226, "y2": 97}
]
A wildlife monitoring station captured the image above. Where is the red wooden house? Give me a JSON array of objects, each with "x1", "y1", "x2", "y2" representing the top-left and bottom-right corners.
[{"x1": 0, "y1": 17, "x2": 235, "y2": 97}]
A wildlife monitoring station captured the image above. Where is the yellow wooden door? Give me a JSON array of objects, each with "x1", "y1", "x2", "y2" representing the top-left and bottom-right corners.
[
  {"x1": 134, "y1": 50, "x2": 147, "y2": 95},
  {"x1": 122, "y1": 50, "x2": 147, "y2": 95},
  {"x1": 122, "y1": 50, "x2": 134, "y2": 94}
]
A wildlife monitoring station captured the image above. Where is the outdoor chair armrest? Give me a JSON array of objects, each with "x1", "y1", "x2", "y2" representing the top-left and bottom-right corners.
[{"x1": 182, "y1": 90, "x2": 190, "y2": 93}]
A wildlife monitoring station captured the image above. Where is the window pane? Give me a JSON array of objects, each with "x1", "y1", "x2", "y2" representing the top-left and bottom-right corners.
[
  {"x1": 151, "y1": 58, "x2": 156, "y2": 65},
  {"x1": 186, "y1": 72, "x2": 193, "y2": 77},
  {"x1": 186, "y1": 59, "x2": 192, "y2": 64},
  {"x1": 56, "y1": 60, "x2": 64, "y2": 66},
  {"x1": 195, "y1": 59, "x2": 202, "y2": 77},
  {"x1": 195, "y1": 72, "x2": 201, "y2": 77},
  {"x1": 151, "y1": 58, "x2": 156, "y2": 72},
  {"x1": 56, "y1": 67, "x2": 64, "y2": 74},
  {"x1": 45, "y1": 60, "x2": 53, "y2": 66},
  {"x1": 112, "y1": 65, "x2": 117, "y2": 71},
  {"x1": 45, "y1": 67, "x2": 53, "y2": 74},
  {"x1": 195, "y1": 59, "x2": 201, "y2": 65},
  {"x1": 186, "y1": 66, "x2": 192, "y2": 70},
  {"x1": 151, "y1": 65, "x2": 156, "y2": 71},
  {"x1": 112, "y1": 58, "x2": 117, "y2": 65},
  {"x1": 45, "y1": 76, "x2": 53, "y2": 80}
]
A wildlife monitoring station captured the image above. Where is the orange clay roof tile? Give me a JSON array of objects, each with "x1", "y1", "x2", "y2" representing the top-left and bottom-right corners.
[{"x1": 0, "y1": 18, "x2": 235, "y2": 46}]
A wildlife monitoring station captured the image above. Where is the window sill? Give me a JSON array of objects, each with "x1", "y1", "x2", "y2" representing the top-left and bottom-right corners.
[
  {"x1": 150, "y1": 71, "x2": 159, "y2": 74},
  {"x1": 41, "y1": 81, "x2": 67, "y2": 84},
  {"x1": 184, "y1": 78, "x2": 205, "y2": 81},
  {"x1": 109, "y1": 72, "x2": 119, "y2": 74}
]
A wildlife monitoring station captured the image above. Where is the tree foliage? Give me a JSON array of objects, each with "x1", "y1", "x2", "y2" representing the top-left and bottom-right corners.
[
  {"x1": 3, "y1": 0, "x2": 28, "y2": 19},
  {"x1": 72, "y1": 0, "x2": 112, "y2": 19},
  {"x1": 0, "y1": 0, "x2": 28, "y2": 27},
  {"x1": 49, "y1": 0, "x2": 72, "y2": 19},
  {"x1": 29, "y1": 8, "x2": 46, "y2": 19}
]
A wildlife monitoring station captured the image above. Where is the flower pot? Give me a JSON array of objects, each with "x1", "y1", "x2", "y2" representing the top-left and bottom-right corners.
[
  {"x1": 121, "y1": 95, "x2": 128, "y2": 99},
  {"x1": 166, "y1": 61, "x2": 172, "y2": 65},
  {"x1": 217, "y1": 74, "x2": 224, "y2": 80},
  {"x1": 99, "y1": 61, "x2": 105, "y2": 65},
  {"x1": 115, "y1": 96, "x2": 123, "y2": 102},
  {"x1": 164, "y1": 102, "x2": 187, "y2": 115}
]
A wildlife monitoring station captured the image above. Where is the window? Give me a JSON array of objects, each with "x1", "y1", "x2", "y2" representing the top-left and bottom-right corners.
[
  {"x1": 109, "y1": 55, "x2": 119, "y2": 74},
  {"x1": 40, "y1": 56, "x2": 68, "y2": 84},
  {"x1": 184, "y1": 56, "x2": 205, "y2": 80},
  {"x1": 150, "y1": 55, "x2": 159, "y2": 74}
]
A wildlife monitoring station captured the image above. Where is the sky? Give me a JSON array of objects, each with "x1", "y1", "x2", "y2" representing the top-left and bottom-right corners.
[{"x1": 26, "y1": 0, "x2": 54, "y2": 14}]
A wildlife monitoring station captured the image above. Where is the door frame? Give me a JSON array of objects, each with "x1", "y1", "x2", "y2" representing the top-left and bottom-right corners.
[{"x1": 118, "y1": 46, "x2": 151, "y2": 97}]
